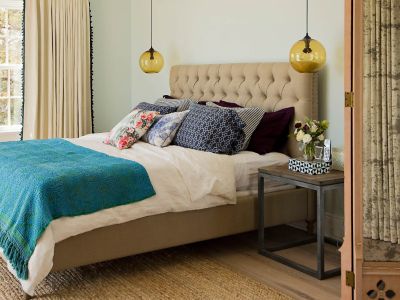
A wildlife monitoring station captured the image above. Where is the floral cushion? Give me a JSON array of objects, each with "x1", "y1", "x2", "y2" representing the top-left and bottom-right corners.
[
  {"x1": 104, "y1": 109, "x2": 159, "y2": 149},
  {"x1": 143, "y1": 111, "x2": 189, "y2": 147}
]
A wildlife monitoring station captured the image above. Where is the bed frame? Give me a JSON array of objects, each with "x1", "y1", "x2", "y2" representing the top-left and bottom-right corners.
[{"x1": 26, "y1": 63, "x2": 318, "y2": 298}]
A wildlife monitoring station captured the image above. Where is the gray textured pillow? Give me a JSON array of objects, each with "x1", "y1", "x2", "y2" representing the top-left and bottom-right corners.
[
  {"x1": 206, "y1": 102, "x2": 264, "y2": 150},
  {"x1": 154, "y1": 98, "x2": 192, "y2": 112},
  {"x1": 135, "y1": 102, "x2": 177, "y2": 115}
]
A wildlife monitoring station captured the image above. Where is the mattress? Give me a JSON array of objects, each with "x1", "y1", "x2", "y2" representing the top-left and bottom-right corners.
[{"x1": 233, "y1": 151, "x2": 295, "y2": 197}]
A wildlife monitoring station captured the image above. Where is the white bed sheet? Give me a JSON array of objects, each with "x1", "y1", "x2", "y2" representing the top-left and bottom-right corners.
[
  {"x1": 233, "y1": 151, "x2": 295, "y2": 196},
  {"x1": 1, "y1": 134, "x2": 295, "y2": 295}
]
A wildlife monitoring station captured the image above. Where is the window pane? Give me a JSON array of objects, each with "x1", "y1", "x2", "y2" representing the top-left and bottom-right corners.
[
  {"x1": 0, "y1": 36, "x2": 5, "y2": 64},
  {"x1": 0, "y1": 69, "x2": 7, "y2": 97},
  {"x1": 0, "y1": 98, "x2": 8, "y2": 126},
  {"x1": 10, "y1": 68, "x2": 21, "y2": 97},
  {"x1": 0, "y1": 9, "x2": 6, "y2": 30},
  {"x1": 9, "y1": 30, "x2": 21, "y2": 64},
  {"x1": 10, "y1": 97, "x2": 21, "y2": 125},
  {"x1": 8, "y1": 10, "x2": 22, "y2": 30}
]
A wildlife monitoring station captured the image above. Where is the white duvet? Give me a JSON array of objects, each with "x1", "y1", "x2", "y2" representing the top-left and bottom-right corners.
[{"x1": 1, "y1": 133, "x2": 237, "y2": 295}]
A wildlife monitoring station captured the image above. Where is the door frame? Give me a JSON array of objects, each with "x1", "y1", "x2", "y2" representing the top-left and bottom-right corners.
[
  {"x1": 340, "y1": 0, "x2": 356, "y2": 298},
  {"x1": 352, "y1": 0, "x2": 364, "y2": 298},
  {"x1": 342, "y1": 0, "x2": 363, "y2": 297},
  {"x1": 342, "y1": 0, "x2": 367, "y2": 297}
]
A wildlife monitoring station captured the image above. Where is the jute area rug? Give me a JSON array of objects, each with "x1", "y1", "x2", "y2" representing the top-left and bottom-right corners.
[{"x1": 0, "y1": 246, "x2": 292, "y2": 300}]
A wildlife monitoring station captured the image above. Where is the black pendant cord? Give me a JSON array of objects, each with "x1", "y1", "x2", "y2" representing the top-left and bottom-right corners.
[
  {"x1": 303, "y1": 0, "x2": 312, "y2": 53},
  {"x1": 149, "y1": 0, "x2": 155, "y2": 59},
  {"x1": 306, "y1": 0, "x2": 309, "y2": 36}
]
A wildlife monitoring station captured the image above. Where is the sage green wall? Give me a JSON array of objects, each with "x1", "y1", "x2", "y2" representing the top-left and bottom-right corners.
[
  {"x1": 91, "y1": 0, "x2": 132, "y2": 133},
  {"x1": 92, "y1": 0, "x2": 344, "y2": 238}
]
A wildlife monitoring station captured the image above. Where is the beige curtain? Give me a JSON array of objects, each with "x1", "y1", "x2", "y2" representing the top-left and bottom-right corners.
[
  {"x1": 23, "y1": 0, "x2": 92, "y2": 140},
  {"x1": 363, "y1": 0, "x2": 400, "y2": 244}
]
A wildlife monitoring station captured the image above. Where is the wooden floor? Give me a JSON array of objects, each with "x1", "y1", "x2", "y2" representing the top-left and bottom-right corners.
[{"x1": 197, "y1": 230, "x2": 341, "y2": 300}]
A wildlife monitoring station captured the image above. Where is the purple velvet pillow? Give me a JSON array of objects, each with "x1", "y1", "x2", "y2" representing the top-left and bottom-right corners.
[
  {"x1": 214, "y1": 101, "x2": 294, "y2": 154},
  {"x1": 247, "y1": 107, "x2": 295, "y2": 155},
  {"x1": 163, "y1": 95, "x2": 176, "y2": 99},
  {"x1": 217, "y1": 100, "x2": 243, "y2": 108}
]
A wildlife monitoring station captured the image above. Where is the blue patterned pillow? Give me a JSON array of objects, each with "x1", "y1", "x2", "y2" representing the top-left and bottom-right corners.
[
  {"x1": 173, "y1": 104, "x2": 245, "y2": 155},
  {"x1": 143, "y1": 111, "x2": 189, "y2": 147},
  {"x1": 206, "y1": 102, "x2": 264, "y2": 150},
  {"x1": 135, "y1": 102, "x2": 177, "y2": 115}
]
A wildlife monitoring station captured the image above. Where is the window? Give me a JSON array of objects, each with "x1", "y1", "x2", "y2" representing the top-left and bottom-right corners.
[{"x1": 0, "y1": 0, "x2": 22, "y2": 132}]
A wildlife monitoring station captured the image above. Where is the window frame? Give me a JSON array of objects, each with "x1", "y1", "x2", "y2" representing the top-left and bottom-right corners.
[{"x1": 0, "y1": 1, "x2": 23, "y2": 133}]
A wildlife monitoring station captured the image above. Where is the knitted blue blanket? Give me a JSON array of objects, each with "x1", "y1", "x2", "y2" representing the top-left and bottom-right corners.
[{"x1": 0, "y1": 139, "x2": 155, "y2": 280}]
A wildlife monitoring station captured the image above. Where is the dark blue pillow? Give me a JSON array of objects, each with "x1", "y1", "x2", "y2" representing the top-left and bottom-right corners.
[
  {"x1": 135, "y1": 102, "x2": 177, "y2": 115},
  {"x1": 173, "y1": 104, "x2": 245, "y2": 155}
]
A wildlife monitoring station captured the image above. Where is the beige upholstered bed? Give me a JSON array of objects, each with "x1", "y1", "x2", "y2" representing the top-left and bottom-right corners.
[{"x1": 30, "y1": 62, "x2": 318, "y2": 296}]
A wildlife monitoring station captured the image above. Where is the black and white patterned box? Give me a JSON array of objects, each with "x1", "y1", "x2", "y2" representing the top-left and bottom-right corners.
[{"x1": 288, "y1": 158, "x2": 332, "y2": 175}]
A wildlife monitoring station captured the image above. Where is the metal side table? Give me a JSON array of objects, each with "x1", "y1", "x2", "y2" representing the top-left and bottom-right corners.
[{"x1": 258, "y1": 164, "x2": 344, "y2": 280}]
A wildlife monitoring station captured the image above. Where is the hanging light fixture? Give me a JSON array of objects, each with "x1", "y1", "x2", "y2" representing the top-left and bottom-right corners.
[
  {"x1": 289, "y1": 0, "x2": 326, "y2": 73},
  {"x1": 139, "y1": 0, "x2": 164, "y2": 73}
]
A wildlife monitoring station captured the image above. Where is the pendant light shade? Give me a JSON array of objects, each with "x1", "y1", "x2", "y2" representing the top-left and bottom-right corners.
[
  {"x1": 140, "y1": 47, "x2": 164, "y2": 74},
  {"x1": 139, "y1": 0, "x2": 164, "y2": 73},
  {"x1": 289, "y1": 0, "x2": 326, "y2": 73}
]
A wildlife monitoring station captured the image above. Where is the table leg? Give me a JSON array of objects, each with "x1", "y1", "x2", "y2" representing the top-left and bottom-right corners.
[
  {"x1": 258, "y1": 174, "x2": 265, "y2": 251},
  {"x1": 317, "y1": 187, "x2": 325, "y2": 279}
]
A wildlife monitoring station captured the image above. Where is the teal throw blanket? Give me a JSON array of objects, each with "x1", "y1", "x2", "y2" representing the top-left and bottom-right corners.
[{"x1": 0, "y1": 139, "x2": 155, "y2": 280}]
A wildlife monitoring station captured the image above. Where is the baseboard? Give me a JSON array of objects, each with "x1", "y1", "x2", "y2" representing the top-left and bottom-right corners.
[{"x1": 290, "y1": 212, "x2": 344, "y2": 241}]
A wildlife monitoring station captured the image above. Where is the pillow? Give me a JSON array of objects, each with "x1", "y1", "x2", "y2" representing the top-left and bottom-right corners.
[
  {"x1": 247, "y1": 107, "x2": 295, "y2": 154},
  {"x1": 143, "y1": 111, "x2": 189, "y2": 147},
  {"x1": 104, "y1": 109, "x2": 159, "y2": 150},
  {"x1": 173, "y1": 104, "x2": 245, "y2": 155},
  {"x1": 154, "y1": 98, "x2": 192, "y2": 112},
  {"x1": 206, "y1": 102, "x2": 264, "y2": 150},
  {"x1": 135, "y1": 102, "x2": 177, "y2": 115},
  {"x1": 215, "y1": 100, "x2": 243, "y2": 108},
  {"x1": 163, "y1": 95, "x2": 176, "y2": 99}
]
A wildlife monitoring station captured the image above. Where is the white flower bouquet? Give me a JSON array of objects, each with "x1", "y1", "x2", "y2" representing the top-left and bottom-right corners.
[{"x1": 294, "y1": 118, "x2": 329, "y2": 160}]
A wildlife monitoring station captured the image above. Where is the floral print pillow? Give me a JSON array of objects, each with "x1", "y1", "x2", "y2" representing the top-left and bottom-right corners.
[{"x1": 104, "y1": 109, "x2": 159, "y2": 149}]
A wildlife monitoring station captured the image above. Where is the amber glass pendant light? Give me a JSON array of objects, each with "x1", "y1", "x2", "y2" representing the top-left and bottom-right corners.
[
  {"x1": 289, "y1": 0, "x2": 326, "y2": 73},
  {"x1": 139, "y1": 0, "x2": 164, "y2": 73}
]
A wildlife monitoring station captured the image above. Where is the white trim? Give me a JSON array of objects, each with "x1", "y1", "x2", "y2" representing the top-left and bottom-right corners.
[
  {"x1": 0, "y1": 0, "x2": 22, "y2": 10},
  {"x1": 0, "y1": 124, "x2": 21, "y2": 133}
]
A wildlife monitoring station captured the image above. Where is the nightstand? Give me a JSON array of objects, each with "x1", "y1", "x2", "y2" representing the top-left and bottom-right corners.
[{"x1": 258, "y1": 164, "x2": 344, "y2": 280}]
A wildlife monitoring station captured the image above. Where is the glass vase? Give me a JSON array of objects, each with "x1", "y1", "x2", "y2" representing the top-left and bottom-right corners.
[{"x1": 300, "y1": 142, "x2": 316, "y2": 161}]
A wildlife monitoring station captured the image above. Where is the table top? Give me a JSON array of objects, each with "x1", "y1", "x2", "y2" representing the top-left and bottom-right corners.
[{"x1": 259, "y1": 164, "x2": 344, "y2": 186}]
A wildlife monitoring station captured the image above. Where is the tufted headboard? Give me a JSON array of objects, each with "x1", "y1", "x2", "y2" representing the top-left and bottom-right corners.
[{"x1": 169, "y1": 63, "x2": 318, "y2": 157}]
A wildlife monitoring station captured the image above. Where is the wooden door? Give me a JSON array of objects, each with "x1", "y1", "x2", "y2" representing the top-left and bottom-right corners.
[{"x1": 342, "y1": 1, "x2": 400, "y2": 299}]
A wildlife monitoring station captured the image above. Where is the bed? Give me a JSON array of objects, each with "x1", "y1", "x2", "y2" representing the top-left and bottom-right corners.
[{"x1": 11, "y1": 62, "x2": 318, "y2": 298}]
